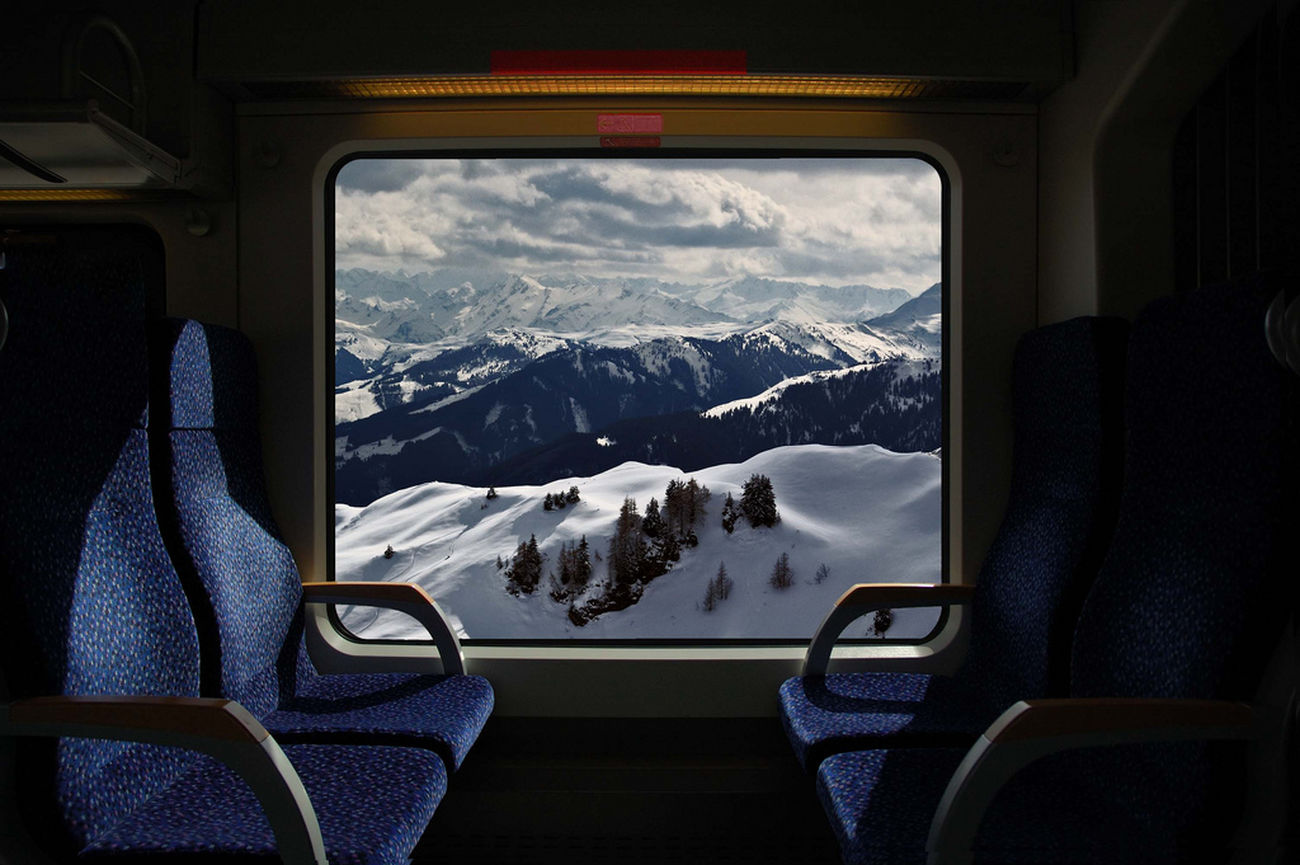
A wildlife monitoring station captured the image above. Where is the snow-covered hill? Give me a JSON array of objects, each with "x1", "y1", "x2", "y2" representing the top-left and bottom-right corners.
[
  {"x1": 334, "y1": 444, "x2": 942, "y2": 640},
  {"x1": 703, "y1": 357, "x2": 939, "y2": 419}
]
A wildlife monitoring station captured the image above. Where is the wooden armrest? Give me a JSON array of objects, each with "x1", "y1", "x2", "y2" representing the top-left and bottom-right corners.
[
  {"x1": 802, "y1": 583, "x2": 975, "y2": 676},
  {"x1": 301, "y1": 580, "x2": 465, "y2": 676},
  {"x1": 835, "y1": 582, "x2": 977, "y2": 610},
  {"x1": 4, "y1": 695, "x2": 268, "y2": 743},
  {"x1": 1, "y1": 695, "x2": 325, "y2": 864},
  {"x1": 926, "y1": 698, "x2": 1260, "y2": 864}
]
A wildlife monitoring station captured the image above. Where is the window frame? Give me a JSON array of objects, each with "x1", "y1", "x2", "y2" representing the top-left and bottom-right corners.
[{"x1": 323, "y1": 142, "x2": 952, "y2": 649}]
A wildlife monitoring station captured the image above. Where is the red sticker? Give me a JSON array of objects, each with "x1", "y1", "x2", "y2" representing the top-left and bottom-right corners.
[
  {"x1": 597, "y1": 114, "x2": 664, "y2": 135},
  {"x1": 600, "y1": 136, "x2": 662, "y2": 148}
]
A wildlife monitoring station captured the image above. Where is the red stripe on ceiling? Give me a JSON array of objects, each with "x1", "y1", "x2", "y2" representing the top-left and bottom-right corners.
[{"x1": 490, "y1": 50, "x2": 747, "y2": 75}]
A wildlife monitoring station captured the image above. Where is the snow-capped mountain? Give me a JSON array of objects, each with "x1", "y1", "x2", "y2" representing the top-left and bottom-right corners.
[
  {"x1": 333, "y1": 268, "x2": 943, "y2": 505},
  {"x1": 484, "y1": 356, "x2": 941, "y2": 486},
  {"x1": 334, "y1": 443, "x2": 942, "y2": 640},
  {"x1": 334, "y1": 332, "x2": 847, "y2": 503},
  {"x1": 864, "y1": 282, "x2": 942, "y2": 350},
  {"x1": 681, "y1": 275, "x2": 913, "y2": 324},
  {"x1": 335, "y1": 268, "x2": 922, "y2": 352},
  {"x1": 336, "y1": 269, "x2": 735, "y2": 350},
  {"x1": 335, "y1": 329, "x2": 578, "y2": 422}
]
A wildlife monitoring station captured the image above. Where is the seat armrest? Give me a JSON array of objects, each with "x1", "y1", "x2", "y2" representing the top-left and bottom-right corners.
[
  {"x1": 802, "y1": 583, "x2": 976, "y2": 676},
  {"x1": 925, "y1": 698, "x2": 1259, "y2": 865},
  {"x1": 1, "y1": 696, "x2": 325, "y2": 865},
  {"x1": 301, "y1": 581, "x2": 465, "y2": 676}
]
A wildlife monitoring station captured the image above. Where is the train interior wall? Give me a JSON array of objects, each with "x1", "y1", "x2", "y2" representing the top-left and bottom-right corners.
[{"x1": 1, "y1": 1, "x2": 1297, "y2": 862}]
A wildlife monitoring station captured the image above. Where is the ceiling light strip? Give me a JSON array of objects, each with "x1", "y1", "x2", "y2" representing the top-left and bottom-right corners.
[
  {"x1": 0, "y1": 188, "x2": 140, "y2": 202},
  {"x1": 313, "y1": 74, "x2": 968, "y2": 100}
]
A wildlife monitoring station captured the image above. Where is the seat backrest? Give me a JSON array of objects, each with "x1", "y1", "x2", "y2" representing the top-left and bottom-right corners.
[
  {"x1": 1067, "y1": 274, "x2": 1296, "y2": 848},
  {"x1": 0, "y1": 229, "x2": 203, "y2": 853},
  {"x1": 1072, "y1": 273, "x2": 1295, "y2": 701},
  {"x1": 151, "y1": 318, "x2": 306, "y2": 719},
  {"x1": 960, "y1": 315, "x2": 1128, "y2": 706}
]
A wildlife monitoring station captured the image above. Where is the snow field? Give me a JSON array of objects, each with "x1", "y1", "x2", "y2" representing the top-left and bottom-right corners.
[{"x1": 334, "y1": 443, "x2": 942, "y2": 641}]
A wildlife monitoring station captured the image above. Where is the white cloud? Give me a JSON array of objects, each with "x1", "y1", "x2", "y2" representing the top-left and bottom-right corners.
[{"x1": 334, "y1": 157, "x2": 941, "y2": 294}]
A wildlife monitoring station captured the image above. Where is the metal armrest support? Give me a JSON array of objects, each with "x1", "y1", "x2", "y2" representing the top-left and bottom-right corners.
[
  {"x1": 301, "y1": 581, "x2": 465, "y2": 676},
  {"x1": 802, "y1": 583, "x2": 977, "y2": 676},
  {"x1": 925, "y1": 698, "x2": 1260, "y2": 865},
  {"x1": 1, "y1": 695, "x2": 325, "y2": 865}
]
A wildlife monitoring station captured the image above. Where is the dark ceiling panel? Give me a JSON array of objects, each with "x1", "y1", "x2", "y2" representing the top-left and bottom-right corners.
[{"x1": 197, "y1": 0, "x2": 1072, "y2": 97}]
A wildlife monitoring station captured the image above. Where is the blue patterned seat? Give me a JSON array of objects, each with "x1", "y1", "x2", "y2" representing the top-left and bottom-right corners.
[
  {"x1": 151, "y1": 318, "x2": 493, "y2": 773},
  {"x1": 814, "y1": 274, "x2": 1297, "y2": 864},
  {"x1": 780, "y1": 316, "x2": 1128, "y2": 769},
  {"x1": 0, "y1": 230, "x2": 447, "y2": 864}
]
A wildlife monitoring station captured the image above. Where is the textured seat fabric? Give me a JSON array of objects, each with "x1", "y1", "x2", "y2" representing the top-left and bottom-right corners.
[
  {"x1": 265, "y1": 669, "x2": 495, "y2": 769},
  {"x1": 779, "y1": 672, "x2": 996, "y2": 765},
  {"x1": 152, "y1": 319, "x2": 493, "y2": 771},
  {"x1": 813, "y1": 275, "x2": 1296, "y2": 864},
  {"x1": 0, "y1": 232, "x2": 446, "y2": 863},
  {"x1": 780, "y1": 316, "x2": 1128, "y2": 769},
  {"x1": 84, "y1": 745, "x2": 446, "y2": 864}
]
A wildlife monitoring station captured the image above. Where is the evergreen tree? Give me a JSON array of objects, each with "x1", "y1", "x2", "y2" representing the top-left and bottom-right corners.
[
  {"x1": 703, "y1": 561, "x2": 733, "y2": 612},
  {"x1": 661, "y1": 531, "x2": 681, "y2": 563},
  {"x1": 715, "y1": 560, "x2": 733, "y2": 600},
  {"x1": 702, "y1": 578, "x2": 719, "y2": 612},
  {"x1": 663, "y1": 479, "x2": 684, "y2": 536},
  {"x1": 685, "y1": 478, "x2": 710, "y2": 525},
  {"x1": 769, "y1": 551, "x2": 793, "y2": 590},
  {"x1": 814, "y1": 562, "x2": 831, "y2": 584},
  {"x1": 521, "y1": 534, "x2": 543, "y2": 592},
  {"x1": 574, "y1": 536, "x2": 592, "y2": 589},
  {"x1": 383, "y1": 544, "x2": 394, "y2": 559},
  {"x1": 639, "y1": 497, "x2": 669, "y2": 580},
  {"x1": 721, "y1": 492, "x2": 740, "y2": 534},
  {"x1": 608, "y1": 497, "x2": 647, "y2": 586},
  {"x1": 543, "y1": 493, "x2": 554, "y2": 511},
  {"x1": 506, "y1": 535, "x2": 544, "y2": 594},
  {"x1": 496, "y1": 554, "x2": 504, "y2": 571},
  {"x1": 486, "y1": 486, "x2": 498, "y2": 500},
  {"x1": 642, "y1": 497, "x2": 664, "y2": 539},
  {"x1": 741, "y1": 474, "x2": 779, "y2": 528},
  {"x1": 549, "y1": 540, "x2": 578, "y2": 602},
  {"x1": 553, "y1": 490, "x2": 566, "y2": 509},
  {"x1": 871, "y1": 608, "x2": 895, "y2": 637},
  {"x1": 503, "y1": 540, "x2": 526, "y2": 595},
  {"x1": 566, "y1": 485, "x2": 581, "y2": 505}
]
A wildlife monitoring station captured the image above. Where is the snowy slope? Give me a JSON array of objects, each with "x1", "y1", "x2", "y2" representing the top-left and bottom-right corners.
[
  {"x1": 334, "y1": 444, "x2": 941, "y2": 640},
  {"x1": 702, "y1": 357, "x2": 939, "y2": 419}
]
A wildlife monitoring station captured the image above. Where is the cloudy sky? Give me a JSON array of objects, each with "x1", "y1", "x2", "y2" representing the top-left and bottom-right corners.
[{"x1": 335, "y1": 156, "x2": 941, "y2": 294}]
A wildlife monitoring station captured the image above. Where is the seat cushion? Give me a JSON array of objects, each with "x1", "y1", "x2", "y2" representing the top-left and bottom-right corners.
[
  {"x1": 778, "y1": 673, "x2": 995, "y2": 770},
  {"x1": 265, "y1": 672, "x2": 494, "y2": 772},
  {"x1": 816, "y1": 746, "x2": 1209, "y2": 865},
  {"x1": 82, "y1": 744, "x2": 447, "y2": 864}
]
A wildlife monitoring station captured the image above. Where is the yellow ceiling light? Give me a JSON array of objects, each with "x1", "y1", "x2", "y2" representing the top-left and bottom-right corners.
[
  {"x1": 247, "y1": 75, "x2": 1026, "y2": 101},
  {"x1": 0, "y1": 188, "x2": 142, "y2": 202}
]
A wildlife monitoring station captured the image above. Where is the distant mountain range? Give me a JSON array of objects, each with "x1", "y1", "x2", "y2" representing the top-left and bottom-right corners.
[
  {"x1": 335, "y1": 268, "x2": 917, "y2": 350},
  {"x1": 333, "y1": 269, "x2": 942, "y2": 505}
]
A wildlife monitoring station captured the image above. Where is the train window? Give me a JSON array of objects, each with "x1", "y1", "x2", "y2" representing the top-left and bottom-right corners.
[{"x1": 331, "y1": 153, "x2": 944, "y2": 644}]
